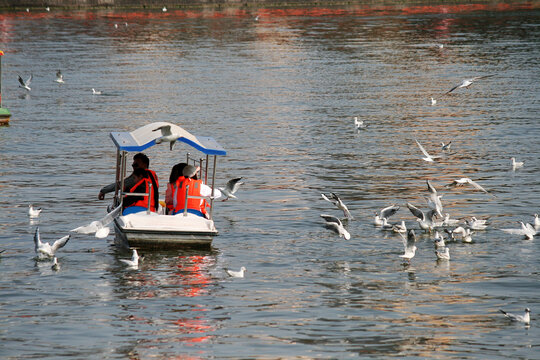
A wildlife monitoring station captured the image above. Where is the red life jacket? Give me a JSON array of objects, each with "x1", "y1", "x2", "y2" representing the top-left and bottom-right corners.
[
  {"x1": 173, "y1": 177, "x2": 208, "y2": 216},
  {"x1": 125, "y1": 177, "x2": 156, "y2": 211}
]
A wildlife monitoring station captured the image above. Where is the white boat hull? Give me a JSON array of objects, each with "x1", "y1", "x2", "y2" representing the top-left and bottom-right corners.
[{"x1": 113, "y1": 212, "x2": 218, "y2": 249}]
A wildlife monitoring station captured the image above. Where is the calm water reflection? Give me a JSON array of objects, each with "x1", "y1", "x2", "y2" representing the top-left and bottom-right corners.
[{"x1": 0, "y1": 3, "x2": 539, "y2": 359}]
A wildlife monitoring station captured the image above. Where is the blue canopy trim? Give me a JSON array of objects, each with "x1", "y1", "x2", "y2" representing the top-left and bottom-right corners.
[{"x1": 109, "y1": 122, "x2": 227, "y2": 156}]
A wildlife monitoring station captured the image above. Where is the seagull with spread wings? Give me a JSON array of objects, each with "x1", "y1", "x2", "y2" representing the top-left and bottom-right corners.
[
  {"x1": 153, "y1": 125, "x2": 181, "y2": 150},
  {"x1": 18, "y1": 74, "x2": 33, "y2": 91},
  {"x1": 320, "y1": 214, "x2": 351, "y2": 240},
  {"x1": 445, "y1": 75, "x2": 494, "y2": 94},
  {"x1": 415, "y1": 139, "x2": 441, "y2": 162},
  {"x1": 219, "y1": 177, "x2": 245, "y2": 201}
]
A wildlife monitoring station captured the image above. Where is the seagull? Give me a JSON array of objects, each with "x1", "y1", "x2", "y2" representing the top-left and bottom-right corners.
[
  {"x1": 51, "y1": 257, "x2": 60, "y2": 271},
  {"x1": 466, "y1": 217, "x2": 488, "y2": 230},
  {"x1": 436, "y1": 44, "x2": 444, "y2": 49},
  {"x1": 162, "y1": 6, "x2": 167, "y2": 12},
  {"x1": 415, "y1": 139, "x2": 441, "y2": 162},
  {"x1": 392, "y1": 220, "x2": 407, "y2": 234},
  {"x1": 442, "y1": 213, "x2": 460, "y2": 226},
  {"x1": 431, "y1": 97, "x2": 437, "y2": 106},
  {"x1": 119, "y1": 249, "x2": 139, "y2": 268},
  {"x1": 399, "y1": 229, "x2": 417, "y2": 262},
  {"x1": 153, "y1": 125, "x2": 181, "y2": 150},
  {"x1": 219, "y1": 177, "x2": 245, "y2": 201},
  {"x1": 445, "y1": 75, "x2": 495, "y2": 94},
  {"x1": 225, "y1": 266, "x2": 246, "y2": 278},
  {"x1": 18, "y1": 74, "x2": 32, "y2": 91},
  {"x1": 92, "y1": 88, "x2": 102, "y2": 95},
  {"x1": 435, "y1": 247, "x2": 450, "y2": 260},
  {"x1": 374, "y1": 204, "x2": 400, "y2": 226},
  {"x1": 406, "y1": 202, "x2": 437, "y2": 232},
  {"x1": 45, "y1": 7, "x2": 50, "y2": 11},
  {"x1": 254, "y1": 15, "x2": 259, "y2": 21},
  {"x1": 28, "y1": 205, "x2": 42, "y2": 218},
  {"x1": 54, "y1": 70, "x2": 64, "y2": 84},
  {"x1": 534, "y1": 214, "x2": 540, "y2": 230},
  {"x1": 114, "y1": 23, "x2": 118, "y2": 29},
  {"x1": 321, "y1": 193, "x2": 354, "y2": 220},
  {"x1": 320, "y1": 214, "x2": 351, "y2": 240},
  {"x1": 26, "y1": 8, "x2": 29, "y2": 12},
  {"x1": 441, "y1": 142, "x2": 452, "y2": 151},
  {"x1": 34, "y1": 227, "x2": 70, "y2": 259},
  {"x1": 511, "y1": 157, "x2": 524, "y2": 170},
  {"x1": 354, "y1": 116, "x2": 367, "y2": 130},
  {"x1": 501, "y1": 221, "x2": 537, "y2": 240},
  {"x1": 434, "y1": 231, "x2": 446, "y2": 248},
  {"x1": 70, "y1": 205, "x2": 122, "y2": 238},
  {"x1": 451, "y1": 226, "x2": 473, "y2": 243},
  {"x1": 426, "y1": 180, "x2": 444, "y2": 218},
  {"x1": 499, "y1": 308, "x2": 530, "y2": 325},
  {"x1": 445, "y1": 177, "x2": 492, "y2": 195}
]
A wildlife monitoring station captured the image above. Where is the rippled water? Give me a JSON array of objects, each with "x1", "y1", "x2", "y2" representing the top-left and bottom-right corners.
[{"x1": 1, "y1": 4, "x2": 539, "y2": 359}]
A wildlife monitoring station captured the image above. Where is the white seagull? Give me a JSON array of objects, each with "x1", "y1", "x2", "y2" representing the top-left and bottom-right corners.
[
  {"x1": 511, "y1": 157, "x2": 524, "y2": 170},
  {"x1": 153, "y1": 125, "x2": 181, "y2": 150},
  {"x1": 466, "y1": 217, "x2": 488, "y2": 230},
  {"x1": 18, "y1": 74, "x2": 33, "y2": 91},
  {"x1": 434, "y1": 231, "x2": 446, "y2": 248},
  {"x1": 162, "y1": 6, "x2": 167, "y2": 12},
  {"x1": 226, "y1": 266, "x2": 246, "y2": 278},
  {"x1": 435, "y1": 247, "x2": 450, "y2": 260},
  {"x1": 443, "y1": 213, "x2": 460, "y2": 226},
  {"x1": 451, "y1": 226, "x2": 474, "y2": 243},
  {"x1": 534, "y1": 214, "x2": 540, "y2": 230},
  {"x1": 431, "y1": 97, "x2": 437, "y2": 106},
  {"x1": 219, "y1": 177, "x2": 245, "y2": 201},
  {"x1": 445, "y1": 177, "x2": 492, "y2": 195},
  {"x1": 54, "y1": 70, "x2": 64, "y2": 83},
  {"x1": 392, "y1": 220, "x2": 407, "y2": 234},
  {"x1": 321, "y1": 193, "x2": 354, "y2": 220},
  {"x1": 415, "y1": 139, "x2": 441, "y2": 162},
  {"x1": 28, "y1": 205, "x2": 42, "y2": 218},
  {"x1": 120, "y1": 249, "x2": 139, "y2": 268},
  {"x1": 92, "y1": 88, "x2": 102, "y2": 95},
  {"x1": 441, "y1": 142, "x2": 452, "y2": 151},
  {"x1": 426, "y1": 180, "x2": 444, "y2": 218},
  {"x1": 354, "y1": 116, "x2": 367, "y2": 130},
  {"x1": 374, "y1": 204, "x2": 400, "y2": 226},
  {"x1": 70, "y1": 205, "x2": 122, "y2": 238},
  {"x1": 406, "y1": 202, "x2": 437, "y2": 232},
  {"x1": 501, "y1": 221, "x2": 536, "y2": 240},
  {"x1": 34, "y1": 227, "x2": 70, "y2": 259},
  {"x1": 45, "y1": 7, "x2": 50, "y2": 11},
  {"x1": 399, "y1": 229, "x2": 417, "y2": 262},
  {"x1": 51, "y1": 257, "x2": 60, "y2": 271},
  {"x1": 445, "y1": 75, "x2": 495, "y2": 94},
  {"x1": 499, "y1": 308, "x2": 530, "y2": 325},
  {"x1": 320, "y1": 214, "x2": 351, "y2": 240}
]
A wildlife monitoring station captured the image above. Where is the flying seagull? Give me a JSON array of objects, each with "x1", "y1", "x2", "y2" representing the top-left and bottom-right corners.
[
  {"x1": 445, "y1": 177, "x2": 493, "y2": 196},
  {"x1": 320, "y1": 214, "x2": 351, "y2": 240},
  {"x1": 499, "y1": 308, "x2": 530, "y2": 325},
  {"x1": 34, "y1": 227, "x2": 70, "y2": 259},
  {"x1": 120, "y1": 249, "x2": 139, "y2": 269},
  {"x1": 321, "y1": 193, "x2": 354, "y2": 220},
  {"x1": 445, "y1": 75, "x2": 495, "y2": 94},
  {"x1": 426, "y1": 180, "x2": 444, "y2": 218},
  {"x1": 153, "y1": 125, "x2": 180, "y2": 150},
  {"x1": 225, "y1": 266, "x2": 246, "y2": 278},
  {"x1": 219, "y1": 177, "x2": 245, "y2": 201},
  {"x1": 441, "y1": 142, "x2": 452, "y2": 151},
  {"x1": 70, "y1": 205, "x2": 122, "y2": 238},
  {"x1": 415, "y1": 139, "x2": 441, "y2": 162},
  {"x1": 18, "y1": 74, "x2": 33, "y2": 91},
  {"x1": 399, "y1": 229, "x2": 417, "y2": 262},
  {"x1": 54, "y1": 70, "x2": 64, "y2": 83},
  {"x1": 406, "y1": 202, "x2": 437, "y2": 232},
  {"x1": 374, "y1": 204, "x2": 400, "y2": 226}
]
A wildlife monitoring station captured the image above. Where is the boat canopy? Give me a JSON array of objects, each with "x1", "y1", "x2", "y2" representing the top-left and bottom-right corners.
[{"x1": 110, "y1": 122, "x2": 226, "y2": 155}]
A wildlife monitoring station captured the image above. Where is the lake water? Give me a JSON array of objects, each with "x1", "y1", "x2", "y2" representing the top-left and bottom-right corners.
[{"x1": 0, "y1": 3, "x2": 539, "y2": 359}]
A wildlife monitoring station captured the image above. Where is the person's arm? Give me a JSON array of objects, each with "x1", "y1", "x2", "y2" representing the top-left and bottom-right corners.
[
  {"x1": 200, "y1": 184, "x2": 222, "y2": 199},
  {"x1": 99, "y1": 174, "x2": 136, "y2": 199}
]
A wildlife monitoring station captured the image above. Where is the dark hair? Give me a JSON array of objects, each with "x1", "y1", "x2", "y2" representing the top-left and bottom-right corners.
[
  {"x1": 133, "y1": 167, "x2": 148, "y2": 178},
  {"x1": 133, "y1": 153, "x2": 150, "y2": 168},
  {"x1": 169, "y1": 162, "x2": 187, "y2": 184}
]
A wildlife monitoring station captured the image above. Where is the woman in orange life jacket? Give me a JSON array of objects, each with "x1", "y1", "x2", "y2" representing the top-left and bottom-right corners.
[
  {"x1": 165, "y1": 162, "x2": 187, "y2": 214},
  {"x1": 122, "y1": 168, "x2": 157, "y2": 215},
  {"x1": 172, "y1": 165, "x2": 222, "y2": 217}
]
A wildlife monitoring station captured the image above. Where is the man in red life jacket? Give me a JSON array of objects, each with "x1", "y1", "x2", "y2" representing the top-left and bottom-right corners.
[
  {"x1": 99, "y1": 153, "x2": 159, "y2": 212},
  {"x1": 172, "y1": 165, "x2": 221, "y2": 217},
  {"x1": 122, "y1": 168, "x2": 156, "y2": 215}
]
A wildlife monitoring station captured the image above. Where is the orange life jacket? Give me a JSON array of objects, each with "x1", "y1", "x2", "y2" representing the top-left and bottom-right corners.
[
  {"x1": 125, "y1": 177, "x2": 156, "y2": 211},
  {"x1": 173, "y1": 176, "x2": 208, "y2": 216}
]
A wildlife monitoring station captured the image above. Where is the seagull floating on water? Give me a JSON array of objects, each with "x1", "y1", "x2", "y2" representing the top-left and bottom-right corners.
[
  {"x1": 499, "y1": 308, "x2": 530, "y2": 325},
  {"x1": 34, "y1": 227, "x2": 70, "y2": 259},
  {"x1": 415, "y1": 139, "x2": 441, "y2": 162},
  {"x1": 54, "y1": 70, "x2": 64, "y2": 84},
  {"x1": 399, "y1": 229, "x2": 417, "y2": 262},
  {"x1": 392, "y1": 220, "x2": 407, "y2": 234},
  {"x1": 18, "y1": 74, "x2": 32, "y2": 91},
  {"x1": 92, "y1": 88, "x2": 102, "y2": 95},
  {"x1": 28, "y1": 205, "x2": 42, "y2": 218},
  {"x1": 407, "y1": 202, "x2": 437, "y2": 232},
  {"x1": 321, "y1": 193, "x2": 354, "y2": 220},
  {"x1": 374, "y1": 204, "x2": 400, "y2": 226},
  {"x1": 511, "y1": 157, "x2": 523, "y2": 171},
  {"x1": 445, "y1": 75, "x2": 495, "y2": 94},
  {"x1": 431, "y1": 97, "x2": 437, "y2": 106},
  {"x1": 501, "y1": 221, "x2": 536, "y2": 240},
  {"x1": 435, "y1": 247, "x2": 450, "y2": 260},
  {"x1": 219, "y1": 177, "x2": 245, "y2": 201},
  {"x1": 442, "y1": 213, "x2": 460, "y2": 226},
  {"x1": 153, "y1": 125, "x2": 181, "y2": 150},
  {"x1": 70, "y1": 205, "x2": 121, "y2": 238},
  {"x1": 226, "y1": 266, "x2": 246, "y2": 278},
  {"x1": 534, "y1": 214, "x2": 540, "y2": 230},
  {"x1": 354, "y1": 116, "x2": 367, "y2": 130},
  {"x1": 162, "y1": 6, "x2": 167, "y2": 12},
  {"x1": 120, "y1": 249, "x2": 139, "y2": 268},
  {"x1": 51, "y1": 257, "x2": 60, "y2": 271},
  {"x1": 320, "y1": 214, "x2": 351, "y2": 240},
  {"x1": 45, "y1": 7, "x2": 50, "y2": 11},
  {"x1": 466, "y1": 217, "x2": 488, "y2": 230},
  {"x1": 451, "y1": 226, "x2": 474, "y2": 243}
]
